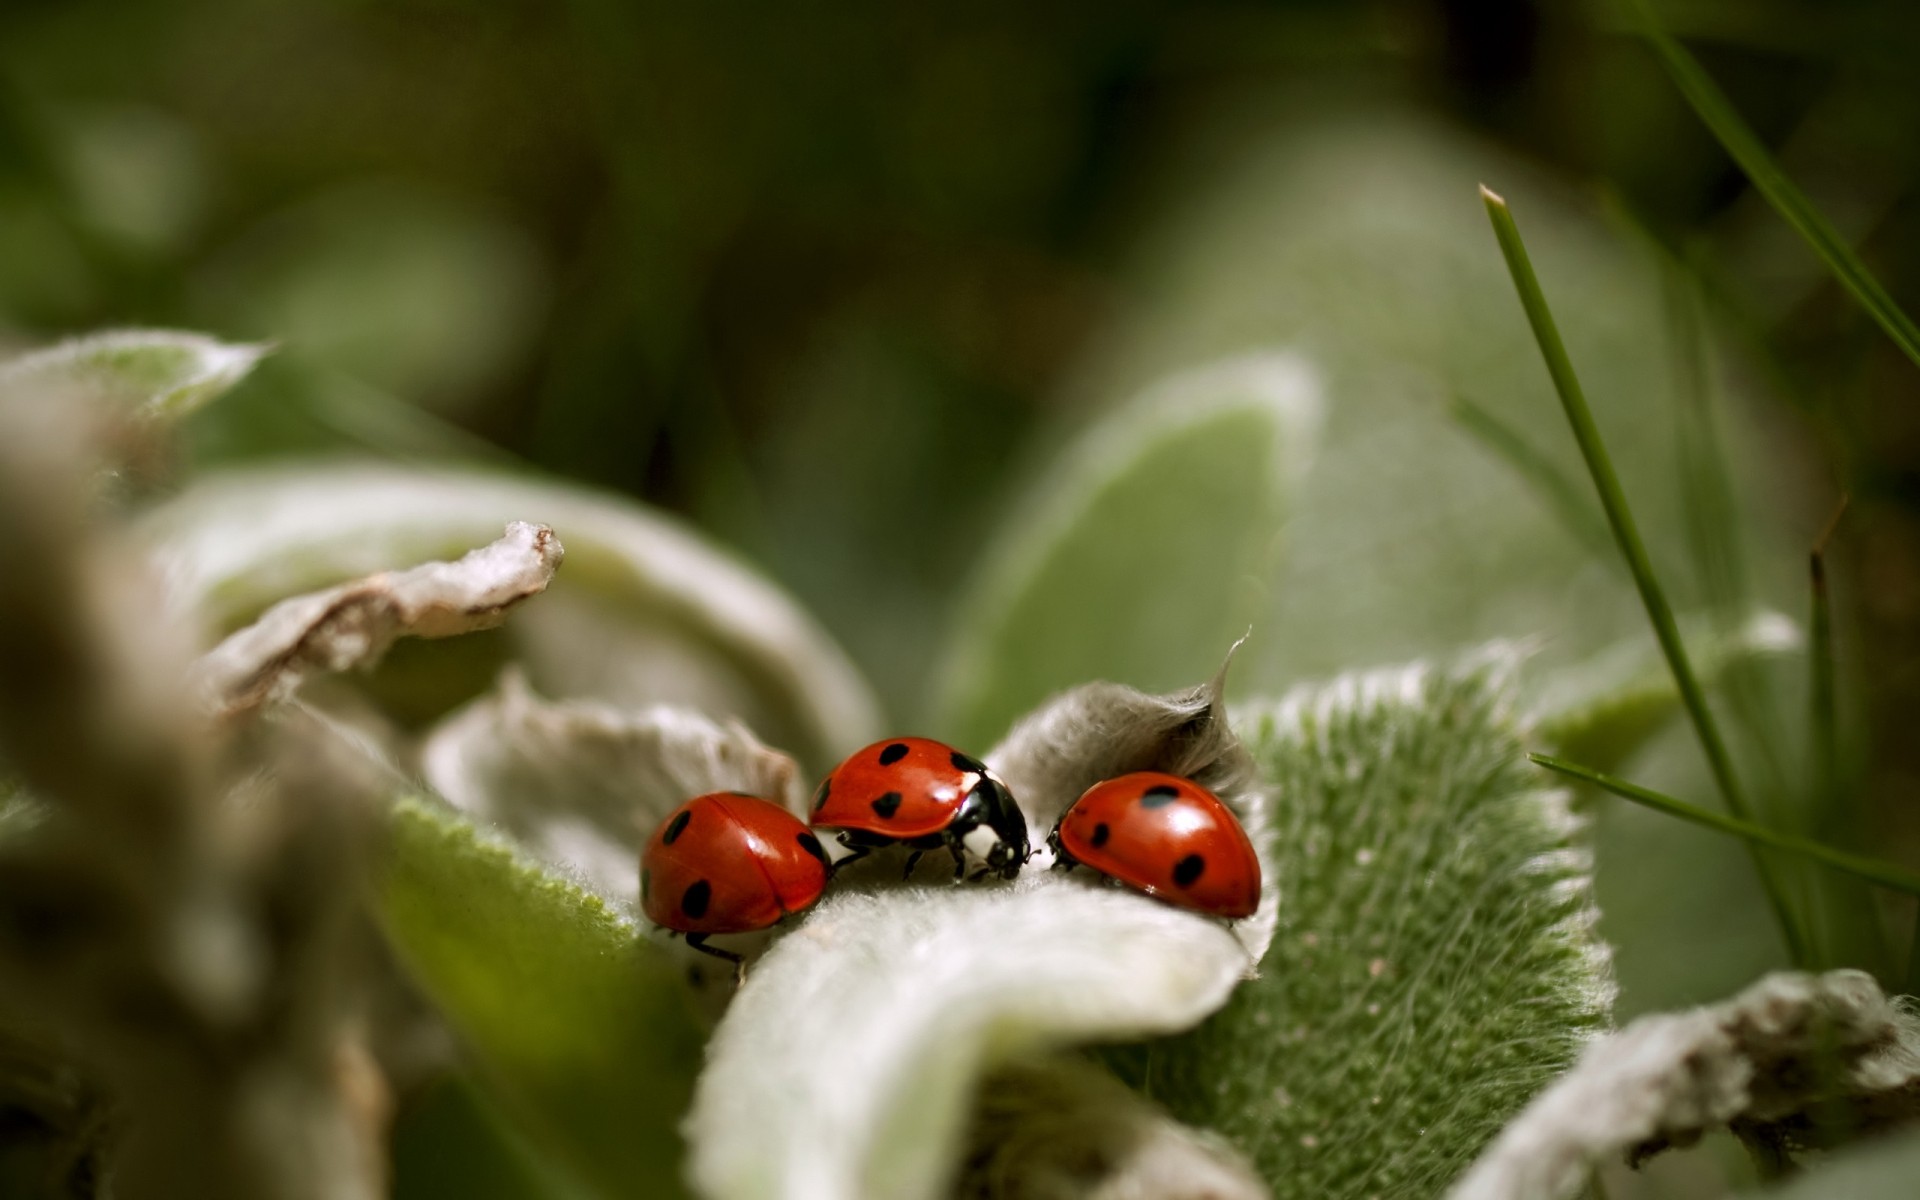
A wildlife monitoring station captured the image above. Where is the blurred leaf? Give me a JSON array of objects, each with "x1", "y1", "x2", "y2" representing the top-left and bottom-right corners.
[
  {"x1": 935, "y1": 352, "x2": 1322, "y2": 750},
  {"x1": 1535, "y1": 612, "x2": 1800, "y2": 772},
  {"x1": 138, "y1": 465, "x2": 881, "y2": 767},
  {"x1": 391, "y1": 1076, "x2": 595, "y2": 1200},
  {"x1": 1743, "y1": 1128, "x2": 1920, "y2": 1199},
  {"x1": 0, "y1": 328, "x2": 268, "y2": 424},
  {"x1": 1626, "y1": 0, "x2": 1920, "y2": 371},
  {"x1": 1102, "y1": 658, "x2": 1612, "y2": 1199},
  {"x1": 379, "y1": 796, "x2": 702, "y2": 1200}
]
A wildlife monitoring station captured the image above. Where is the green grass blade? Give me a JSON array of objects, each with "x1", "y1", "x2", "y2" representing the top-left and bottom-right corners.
[
  {"x1": 1810, "y1": 500, "x2": 1845, "y2": 806},
  {"x1": 1448, "y1": 393, "x2": 1616, "y2": 563},
  {"x1": 1481, "y1": 184, "x2": 1808, "y2": 963},
  {"x1": 1626, "y1": 0, "x2": 1920, "y2": 371},
  {"x1": 1532, "y1": 755, "x2": 1920, "y2": 898}
]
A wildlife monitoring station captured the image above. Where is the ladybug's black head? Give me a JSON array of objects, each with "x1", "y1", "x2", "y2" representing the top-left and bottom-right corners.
[{"x1": 954, "y1": 771, "x2": 1030, "y2": 881}]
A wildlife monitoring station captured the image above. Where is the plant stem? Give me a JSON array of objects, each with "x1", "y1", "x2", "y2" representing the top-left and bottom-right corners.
[
  {"x1": 1624, "y1": 0, "x2": 1920, "y2": 372},
  {"x1": 1482, "y1": 184, "x2": 1809, "y2": 963},
  {"x1": 1532, "y1": 755, "x2": 1920, "y2": 897},
  {"x1": 1809, "y1": 497, "x2": 1846, "y2": 809}
]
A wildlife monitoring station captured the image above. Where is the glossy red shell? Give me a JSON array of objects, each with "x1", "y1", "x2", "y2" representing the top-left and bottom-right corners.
[
  {"x1": 1054, "y1": 772, "x2": 1260, "y2": 918},
  {"x1": 810, "y1": 737, "x2": 985, "y2": 838},
  {"x1": 641, "y1": 793, "x2": 830, "y2": 935}
]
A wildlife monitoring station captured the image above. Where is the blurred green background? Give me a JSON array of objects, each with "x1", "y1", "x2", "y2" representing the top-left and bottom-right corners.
[{"x1": 4, "y1": 0, "x2": 1919, "y2": 1192}]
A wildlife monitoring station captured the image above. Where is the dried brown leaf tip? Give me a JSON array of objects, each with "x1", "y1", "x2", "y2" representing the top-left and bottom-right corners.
[
  {"x1": 1449, "y1": 969, "x2": 1920, "y2": 1200},
  {"x1": 986, "y1": 647, "x2": 1278, "y2": 964},
  {"x1": 195, "y1": 521, "x2": 563, "y2": 720}
]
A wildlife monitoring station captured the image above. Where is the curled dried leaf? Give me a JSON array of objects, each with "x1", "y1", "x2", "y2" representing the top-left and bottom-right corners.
[
  {"x1": 957, "y1": 1056, "x2": 1269, "y2": 1200},
  {"x1": 421, "y1": 670, "x2": 802, "y2": 903},
  {"x1": 1448, "y1": 970, "x2": 1920, "y2": 1200},
  {"x1": 687, "y1": 883, "x2": 1248, "y2": 1200},
  {"x1": 986, "y1": 653, "x2": 1277, "y2": 963},
  {"x1": 195, "y1": 522, "x2": 562, "y2": 720}
]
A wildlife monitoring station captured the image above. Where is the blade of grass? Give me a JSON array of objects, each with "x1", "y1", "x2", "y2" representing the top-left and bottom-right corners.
[
  {"x1": 1533, "y1": 755, "x2": 1920, "y2": 897},
  {"x1": 1482, "y1": 183, "x2": 1809, "y2": 964},
  {"x1": 1449, "y1": 393, "x2": 1617, "y2": 563},
  {"x1": 1810, "y1": 497, "x2": 1847, "y2": 807},
  {"x1": 1625, "y1": 0, "x2": 1920, "y2": 372}
]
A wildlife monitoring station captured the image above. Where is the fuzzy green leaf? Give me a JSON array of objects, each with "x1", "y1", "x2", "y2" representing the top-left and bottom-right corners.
[
  {"x1": 378, "y1": 796, "x2": 703, "y2": 1200},
  {"x1": 1103, "y1": 660, "x2": 1612, "y2": 1199},
  {"x1": 0, "y1": 329, "x2": 269, "y2": 424},
  {"x1": 935, "y1": 353, "x2": 1321, "y2": 750}
]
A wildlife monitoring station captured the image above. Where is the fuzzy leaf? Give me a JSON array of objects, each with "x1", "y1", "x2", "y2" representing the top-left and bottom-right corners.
[
  {"x1": 686, "y1": 883, "x2": 1250, "y2": 1200},
  {"x1": 138, "y1": 465, "x2": 880, "y2": 767},
  {"x1": 1533, "y1": 611, "x2": 1801, "y2": 772},
  {"x1": 421, "y1": 671, "x2": 804, "y2": 905},
  {"x1": 1101, "y1": 659, "x2": 1613, "y2": 1199},
  {"x1": 1450, "y1": 969, "x2": 1920, "y2": 1200},
  {"x1": 378, "y1": 796, "x2": 703, "y2": 1200},
  {"x1": 956, "y1": 1056, "x2": 1267, "y2": 1200},
  {"x1": 934, "y1": 353, "x2": 1322, "y2": 750},
  {"x1": 0, "y1": 328, "x2": 268, "y2": 424}
]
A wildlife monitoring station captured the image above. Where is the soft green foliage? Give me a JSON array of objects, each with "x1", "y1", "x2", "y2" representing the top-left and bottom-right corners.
[
  {"x1": 0, "y1": 329, "x2": 268, "y2": 423},
  {"x1": 1535, "y1": 615, "x2": 1799, "y2": 773},
  {"x1": 935, "y1": 354, "x2": 1319, "y2": 749},
  {"x1": 1104, "y1": 663, "x2": 1612, "y2": 1198},
  {"x1": 391, "y1": 1079, "x2": 593, "y2": 1200},
  {"x1": 1626, "y1": 0, "x2": 1920, "y2": 372},
  {"x1": 378, "y1": 797, "x2": 702, "y2": 1200}
]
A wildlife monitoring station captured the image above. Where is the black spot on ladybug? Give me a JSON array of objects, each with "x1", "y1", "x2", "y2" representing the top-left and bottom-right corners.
[
  {"x1": 1090, "y1": 822, "x2": 1111, "y2": 848},
  {"x1": 879, "y1": 742, "x2": 910, "y2": 766},
  {"x1": 1172, "y1": 854, "x2": 1206, "y2": 887},
  {"x1": 681, "y1": 879, "x2": 712, "y2": 919},
  {"x1": 1141, "y1": 785, "x2": 1181, "y2": 808},
  {"x1": 812, "y1": 780, "x2": 831, "y2": 812},
  {"x1": 950, "y1": 750, "x2": 987, "y2": 774},
  {"x1": 871, "y1": 791, "x2": 904, "y2": 819},
  {"x1": 663, "y1": 809, "x2": 693, "y2": 844},
  {"x1": 796, "y1": 831, "x2": 828, "y2": 864}
]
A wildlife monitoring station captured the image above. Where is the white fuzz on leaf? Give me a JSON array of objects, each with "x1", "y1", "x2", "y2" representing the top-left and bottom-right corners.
[
  {"x1": 957, "y1": 1056, "x2": 1268, "y2": 1200},
  {"x1": 421, "y1": 669, "x2": 803, "y2": 903},
  {"x1": 193, "y1": 521, "x2": 563, "y2": 719},
  {"x1": 988, "y1": 654, "x2": 1278, "y2": 965},
  {"x1": 1448, "y1": 969, "x2": 1920, "y2": 1200},
  {"x1": 0, "y1": 328, "x2": 270, "y2": 425},
  {"x1": 687, "y1": 882, "x2": 1248, "y2": 1200}
]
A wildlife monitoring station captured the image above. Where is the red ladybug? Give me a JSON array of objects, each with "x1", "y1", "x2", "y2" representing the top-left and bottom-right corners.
[
  {"x1": 1047, "y1": 772, "x2": 1260, "y2": 918},
  {"x1": 811, "y1": 737, "x2": 1029, "y2": 880},
  {"x1": 642, "y1": 792, "x2": 831, "y2": 971}
]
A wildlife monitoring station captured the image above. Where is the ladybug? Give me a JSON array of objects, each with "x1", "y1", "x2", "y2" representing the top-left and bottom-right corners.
[
  {"x1": 641, "y1": 792, "x2": 831, "y2": 973},
  {"x1": 1047, "y1": 772, "x2": 1259, "y2": 918},
  {"x1": 811, "y1": 737, "x2": 1029, "y2": 880}
]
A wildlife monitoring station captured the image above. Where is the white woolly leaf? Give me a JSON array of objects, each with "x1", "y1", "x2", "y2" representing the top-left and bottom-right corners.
[
  {"x1": 1449, "y1": 969, "x2": 1920, "y2": 1200},
  {"x1": 378, "y1": 796, "x2": 701, "y2": 1200},
  {"x1": 137, "y1": 465, "x2": 881, "y2": 767},
  {"x1": 934, "y1": 353, "x2": 1322, "y2": 750},
  {"x1": 1097, "y1": 660, "x2": 1612, "y2": 1199},
  {"x1": 0, "y1": 328, "x2": 269, "y2": 424},
  {"x1": 686, "y1": 882, "x2": 1250, "y2": 1200},
  {"x1": 421, "y1": 670, "x2": 804, "y2": 904}
]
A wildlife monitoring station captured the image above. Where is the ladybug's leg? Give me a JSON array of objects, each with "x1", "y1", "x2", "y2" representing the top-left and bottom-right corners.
[
  {"x1": 948, "y1": 838, "x2": 968, "y2": 881},
  {"x1": 686, "y1": 933, "x2": 747, "y2": 986},
  {"x1": 901, "y1": 850, "x2": 926, "y2": 879},
  {"x1": 832, "y1": 832, "x2": 875, "y2": 874}
]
